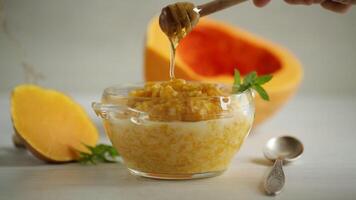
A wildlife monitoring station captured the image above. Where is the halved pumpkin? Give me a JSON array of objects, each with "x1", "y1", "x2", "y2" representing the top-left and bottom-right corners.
[
  {"x1": 11, "y1": 85, "x2": 99, "y2": 162},
  {"x1": 144, "y1": 17, "x2": 302, "y2": 125}
]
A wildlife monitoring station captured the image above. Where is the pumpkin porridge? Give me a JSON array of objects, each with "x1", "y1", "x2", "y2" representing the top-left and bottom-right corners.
[{"x1": 97, "y1": 79, "x2": 255, "y2": 178}]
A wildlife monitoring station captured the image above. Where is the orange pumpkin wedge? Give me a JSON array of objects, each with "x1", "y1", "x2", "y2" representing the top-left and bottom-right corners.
[
  {"x1": 11, "y1": 85, "x2": 99, "y2": 162},
  {"x1": 144, "y1": 17, "x2": 303, "y2": 125}
]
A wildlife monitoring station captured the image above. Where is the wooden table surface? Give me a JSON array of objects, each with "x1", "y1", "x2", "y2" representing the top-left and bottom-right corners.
[{"x1": 1, "y1": 93, "x2": 356, "y2": 200}]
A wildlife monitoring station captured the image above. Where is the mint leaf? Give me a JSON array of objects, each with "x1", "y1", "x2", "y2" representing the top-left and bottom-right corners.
[
  {"x1": 255, "y1": 75, "x2": 273, "y2": 85},
  {"x1": 232, "y1": 70, "x2": 272, "y2": 101},
  {"x1": 252, "y1": 84, "x2": 270, "y2": 101},
  {"x1": 232, "y1": 69, "x2": 241, "y2": 93},
  {"x1": 243, "y1": 71, "x2": 257, "y2": 85},
  {"x1": 78, "y1": 144, "x2": 120, "y2": 164},
  {"x1": 233, "y1": 69, "x2": 241, "y2": 86}
]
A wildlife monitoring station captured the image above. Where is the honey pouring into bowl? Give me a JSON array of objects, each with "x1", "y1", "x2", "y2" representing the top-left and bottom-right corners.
[
  {"x1": 92, "y1": 0, "x2": 296, "y2": 181},
  {"x1": 92, "y1": 70, "x2": 273, "y2": 180}
]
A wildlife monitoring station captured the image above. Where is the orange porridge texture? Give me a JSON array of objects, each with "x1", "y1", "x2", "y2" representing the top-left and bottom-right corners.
[{"x1": 128, "y1": 79, "x2": 231, "y2": 121}]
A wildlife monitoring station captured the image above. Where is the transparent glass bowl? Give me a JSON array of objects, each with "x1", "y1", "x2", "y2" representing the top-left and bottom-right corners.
[{"x1": 93, "y1": 83, "x2": 255, "y2": 180}]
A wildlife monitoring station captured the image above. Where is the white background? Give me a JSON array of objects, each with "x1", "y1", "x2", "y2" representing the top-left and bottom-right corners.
[{"x1": 1, "y1": 0, "x2": 356, "y2": 95}]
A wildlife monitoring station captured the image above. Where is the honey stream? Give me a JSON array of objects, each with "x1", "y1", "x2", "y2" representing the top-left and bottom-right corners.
[{"x1": 159, "y1": 2, "x2": 199, "y2": 80}]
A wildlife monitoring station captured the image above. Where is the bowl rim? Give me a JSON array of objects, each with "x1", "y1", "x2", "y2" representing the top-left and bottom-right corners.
[
  {"x1": 102, "y1": 81, "x2": 254, "y2": 100},
  {"x1": 93, "y1": 82, "x2": 255, "y2": 121}
]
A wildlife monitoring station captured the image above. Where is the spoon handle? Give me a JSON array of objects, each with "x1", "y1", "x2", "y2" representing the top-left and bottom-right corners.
[
  {"x1": 197, "y1": 0, "x2": 248, "y2": 17},
  {"x1": 264, "y1": 159, "x2": 285, "y2": 195}
]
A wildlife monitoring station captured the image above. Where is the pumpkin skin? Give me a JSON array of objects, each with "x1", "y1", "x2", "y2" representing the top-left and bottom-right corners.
[{"x1": 144, "y1": 17, "x2": 302, "y2": 125}]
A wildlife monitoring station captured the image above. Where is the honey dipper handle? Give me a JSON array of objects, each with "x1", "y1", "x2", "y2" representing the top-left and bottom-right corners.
[{"x1": 197, "y1": 0, "x2": 247, "y2": 17}]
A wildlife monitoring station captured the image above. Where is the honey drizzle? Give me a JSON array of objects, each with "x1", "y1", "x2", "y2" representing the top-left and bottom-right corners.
[
  {"x1": 159, "y1": 2, "x2": 199, "y2": 80},
  {"x1": 169, "y1": 39, "x2": 178, "y2": 79},
  {"x1": 168, "y1": 28, "x2": 188, "y2": 80}
]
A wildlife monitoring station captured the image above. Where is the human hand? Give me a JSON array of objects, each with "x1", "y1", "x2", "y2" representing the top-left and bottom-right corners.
[{"x1": 253, "y1": 0, "x2": 355, "y2": 13}]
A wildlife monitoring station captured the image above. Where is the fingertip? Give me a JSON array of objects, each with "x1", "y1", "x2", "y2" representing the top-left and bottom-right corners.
[
  {"x1": 321, "y1": 0, "x2": 351, "y2": 13},
  {"x1": 253, "y1": 0, "x2": 271, "y2": 7}
]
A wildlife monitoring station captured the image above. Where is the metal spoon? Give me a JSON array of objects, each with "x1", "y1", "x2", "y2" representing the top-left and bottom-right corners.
[
  {"x1": 159, "y1": 0, "x2": 247, "y2": 41},
  {"x1": 263, "y1": 136, "x2": 304, "y2": 195}
]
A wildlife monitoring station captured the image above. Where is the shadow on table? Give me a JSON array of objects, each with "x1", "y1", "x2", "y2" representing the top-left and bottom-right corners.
[
  {"x1": 250, "y1": 157, "x2": 272, "y2": 166},
  {"x1": 0, "y1": 146, "x2": 45, "y2": 166},
  {"x1": 249, "y1": 157, "x2": 278, "y2": 196}
]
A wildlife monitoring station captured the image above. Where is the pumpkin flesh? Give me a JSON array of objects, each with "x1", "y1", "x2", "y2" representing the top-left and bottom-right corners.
[
  {"x1": 177, "y1": 25, "x2": 282, "y2": 77},
  {"x1": 11, "y1": 85, "x2": 99, "y2": 162}
]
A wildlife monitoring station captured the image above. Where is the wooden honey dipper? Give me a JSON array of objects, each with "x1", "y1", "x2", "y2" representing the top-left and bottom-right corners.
[{"x1": 159, "y1": 0, "x2": 247, "y2": 42}]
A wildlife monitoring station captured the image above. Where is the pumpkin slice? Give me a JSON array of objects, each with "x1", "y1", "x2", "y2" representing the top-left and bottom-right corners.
[
  {"x1": 11, "y1": 85, "x2": 98, "y2": 162},
  {"x1": 145, "y1": 17, "x2": 303, "y2": 125}
]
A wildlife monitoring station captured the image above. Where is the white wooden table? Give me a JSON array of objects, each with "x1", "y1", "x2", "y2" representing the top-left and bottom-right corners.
[{"x1": 1, "y1": 93, "x2": 356, "y2": 200}]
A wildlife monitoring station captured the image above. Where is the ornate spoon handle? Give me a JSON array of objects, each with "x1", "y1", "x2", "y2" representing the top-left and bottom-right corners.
[{"x1": 264, "y1": 159, "x2": 285, "y2": 195}]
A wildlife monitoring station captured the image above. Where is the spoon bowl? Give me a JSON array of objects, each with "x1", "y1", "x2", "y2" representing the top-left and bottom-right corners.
[{"x1": 264, "y1": 136, "x2": 304, "y2": 162}]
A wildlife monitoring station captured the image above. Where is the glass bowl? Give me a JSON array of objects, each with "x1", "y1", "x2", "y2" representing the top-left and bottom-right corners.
[{"x1": 92, "y1": 82, "x2": 255, "y2": 180}]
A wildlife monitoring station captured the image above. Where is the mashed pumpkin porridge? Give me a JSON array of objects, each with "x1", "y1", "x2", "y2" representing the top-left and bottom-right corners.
[{"x1": 95, "y1": 79, "x2": 255, "y2": 179}]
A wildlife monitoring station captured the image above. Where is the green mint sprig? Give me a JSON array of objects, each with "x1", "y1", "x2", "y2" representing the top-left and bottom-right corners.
[
  {"x1": 232, "y1": 69, "x2": 273, "y2": 101},
  {"x1": 78, "y1": 144, "x2": 120, "y2": 164}
]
